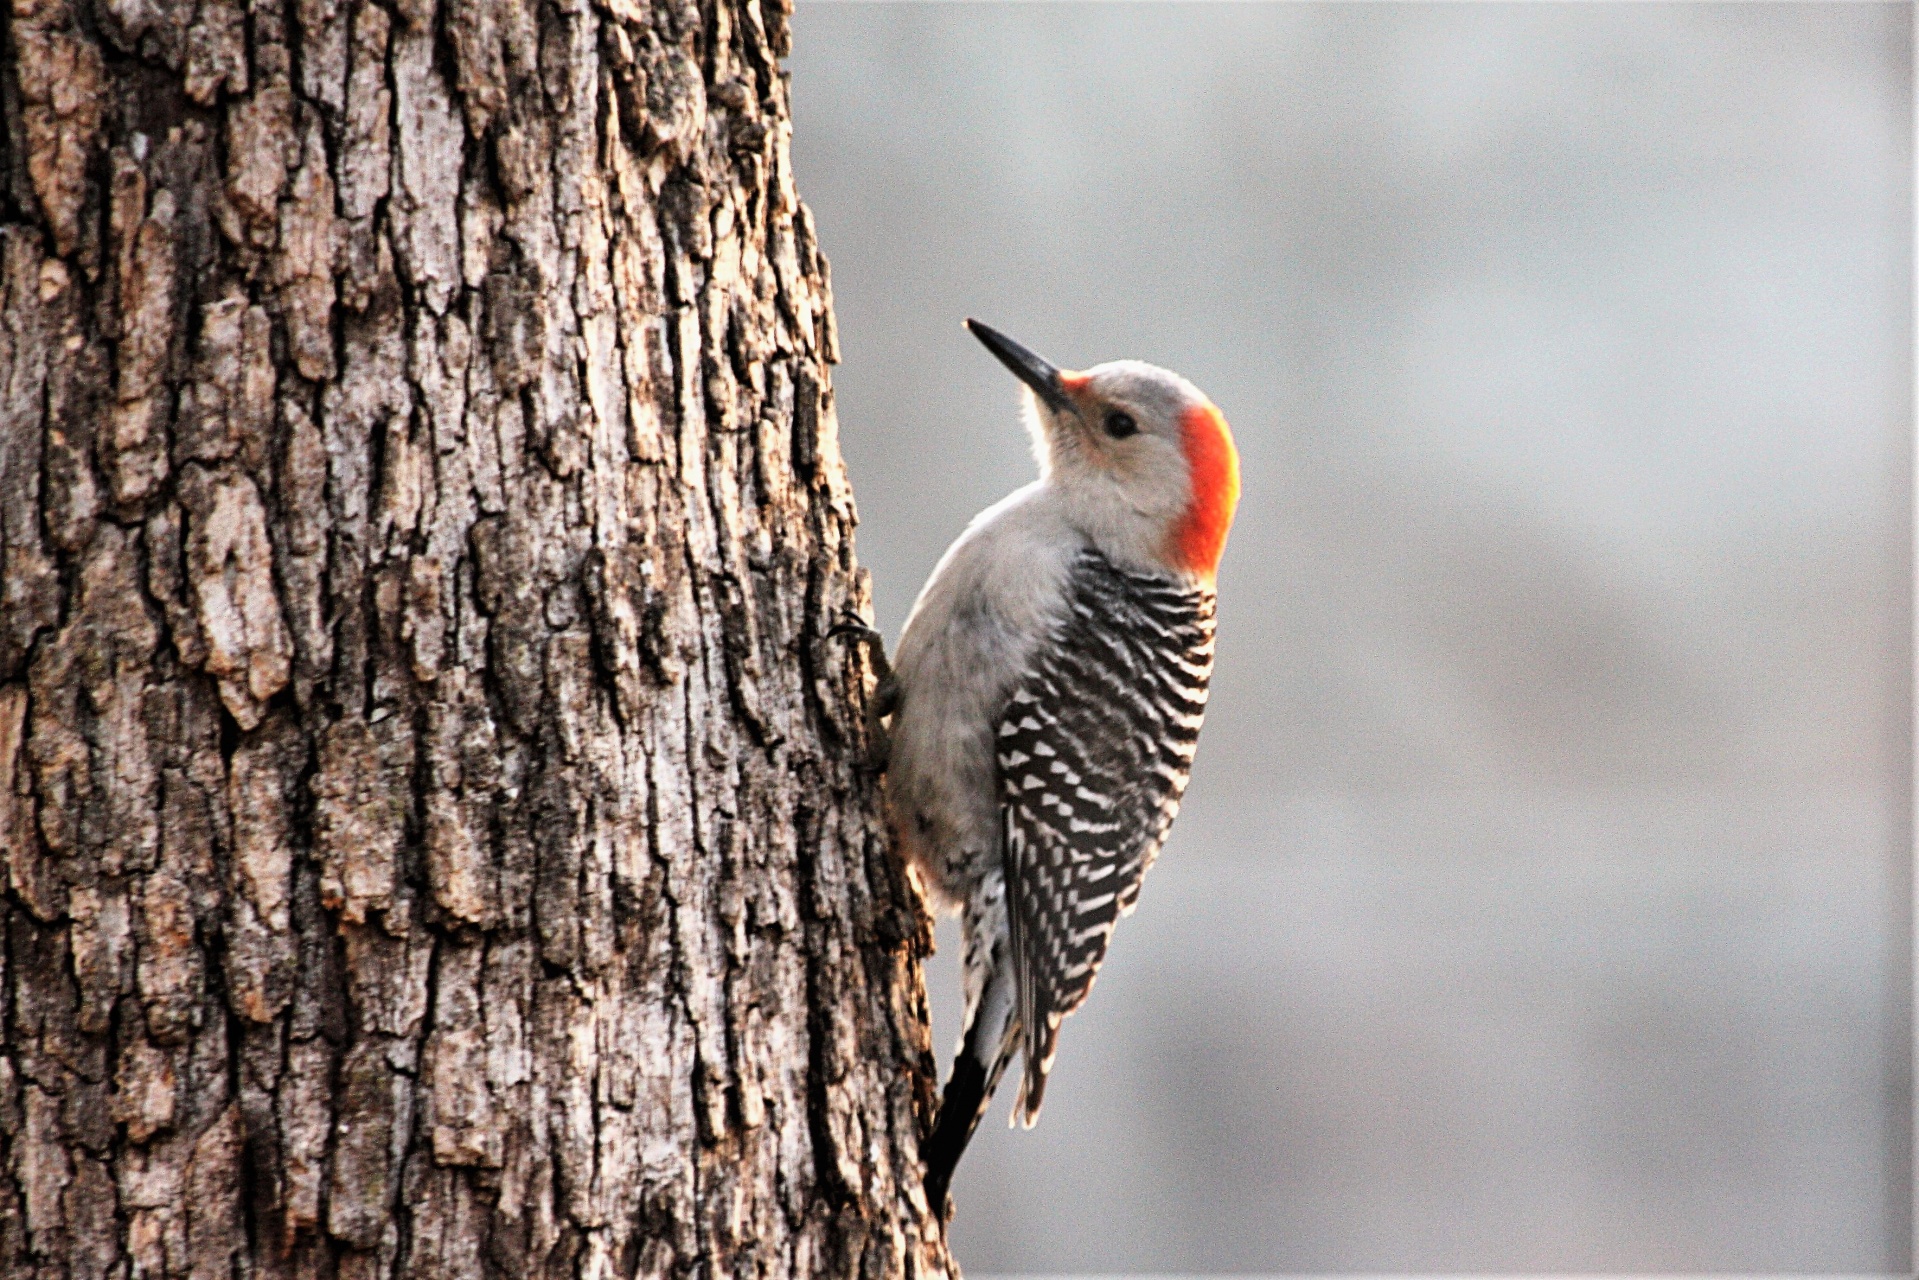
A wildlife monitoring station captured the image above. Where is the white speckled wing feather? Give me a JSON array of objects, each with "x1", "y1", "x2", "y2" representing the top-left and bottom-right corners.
[{"x1": 998, "y1": 547, "x2": 1216, "y2": 1124}]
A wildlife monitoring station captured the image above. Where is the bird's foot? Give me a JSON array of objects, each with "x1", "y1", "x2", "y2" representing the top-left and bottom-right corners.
[
  {"x1": 828, "y1": 606, "x2": 896, "y2": 771},
  {"x1": 827, "y1": 604, "x2": 887, "y2": 661}
]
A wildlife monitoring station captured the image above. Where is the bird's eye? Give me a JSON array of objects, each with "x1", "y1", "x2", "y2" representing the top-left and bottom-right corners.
[{"x1": 1103, "y1": 410, "x2": 1138, "y2": 439}]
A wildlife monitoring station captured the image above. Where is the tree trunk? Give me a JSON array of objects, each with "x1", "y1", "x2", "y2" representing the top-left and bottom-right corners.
[{"x1": 0, "y1": 0, "x2": 952, "y2": 1273}]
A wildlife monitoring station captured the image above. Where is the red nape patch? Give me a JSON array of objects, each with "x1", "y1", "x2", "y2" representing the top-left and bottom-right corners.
[{"x1": 1168, "y1": 402, "x2": 1240, "y2": 578}]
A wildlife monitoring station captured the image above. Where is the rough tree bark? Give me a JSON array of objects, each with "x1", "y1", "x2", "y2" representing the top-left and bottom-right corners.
[{"x1": 0, "y1": 0, "x2": 954, "y2": 1273}]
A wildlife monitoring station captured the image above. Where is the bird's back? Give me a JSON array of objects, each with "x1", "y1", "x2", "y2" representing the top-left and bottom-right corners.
[{"x1": 996, "y1": 546, "x2": 1217, "y2": 1121}]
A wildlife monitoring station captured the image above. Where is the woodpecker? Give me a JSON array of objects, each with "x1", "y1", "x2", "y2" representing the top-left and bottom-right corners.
[{"x1": 839, "y1": 320, "x2": 1240, "y2": 1217}]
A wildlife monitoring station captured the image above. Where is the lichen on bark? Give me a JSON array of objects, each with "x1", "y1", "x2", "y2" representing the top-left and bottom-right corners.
[{"x1": 0, "y1": 0, "x2": 950, "y2": 1274}]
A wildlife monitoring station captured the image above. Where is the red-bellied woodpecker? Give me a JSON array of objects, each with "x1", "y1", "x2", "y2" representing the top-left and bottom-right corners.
[{"x1": 838, "y1": 320, "x2": 1240, "y2": 1217}]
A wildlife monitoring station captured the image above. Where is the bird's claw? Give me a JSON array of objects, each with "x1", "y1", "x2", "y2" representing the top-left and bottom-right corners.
[
  {"x1": 827, "y1": 604, "x2": 882, "y2": 646},
  {"x1": 827, "y1": 605, "x2": 895, "y2": 771},
  {"x1": 828, "y1": 605, "x2": 893, "y2": 682}
]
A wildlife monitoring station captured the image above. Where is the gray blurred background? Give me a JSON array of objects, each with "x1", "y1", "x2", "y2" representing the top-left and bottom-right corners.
[{"x1": 788, "y1": 4, "x2": 1913, "y2": 1273}]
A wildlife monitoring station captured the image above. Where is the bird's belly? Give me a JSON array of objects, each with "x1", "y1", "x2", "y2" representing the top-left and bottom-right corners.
[{"x1": 885, "y1": 694, "x2": 1003, "y2": 912}]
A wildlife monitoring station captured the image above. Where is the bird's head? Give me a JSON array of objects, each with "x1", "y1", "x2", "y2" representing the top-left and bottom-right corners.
[{"x1": 967, "y1": 318, "x2": 1240, "y2": 581}]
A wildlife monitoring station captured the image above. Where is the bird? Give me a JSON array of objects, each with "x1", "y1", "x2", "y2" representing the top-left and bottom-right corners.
[{"x1": 835, "y1": 319, "x2": 1240, "y2": 1218}]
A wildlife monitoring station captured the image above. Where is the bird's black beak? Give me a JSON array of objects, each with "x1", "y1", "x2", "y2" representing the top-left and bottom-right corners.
[{"x1": 966, "y1": 319, "x2": 1072, "y2": 414}]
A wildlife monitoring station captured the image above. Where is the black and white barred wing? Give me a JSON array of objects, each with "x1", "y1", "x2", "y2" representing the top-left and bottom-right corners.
[{"x1": 998, "y1": 550, "x2": 1216, "y2": 1126}]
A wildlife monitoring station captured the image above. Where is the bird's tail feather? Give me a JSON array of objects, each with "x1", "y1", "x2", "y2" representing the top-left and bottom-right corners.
[
  {"x1": 922, "y1": 1017, "x2": 1017, "y2": 1217},
  {"x1": 1011, "y1": 1014, "x2": 1057, "y2": 1128}
]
